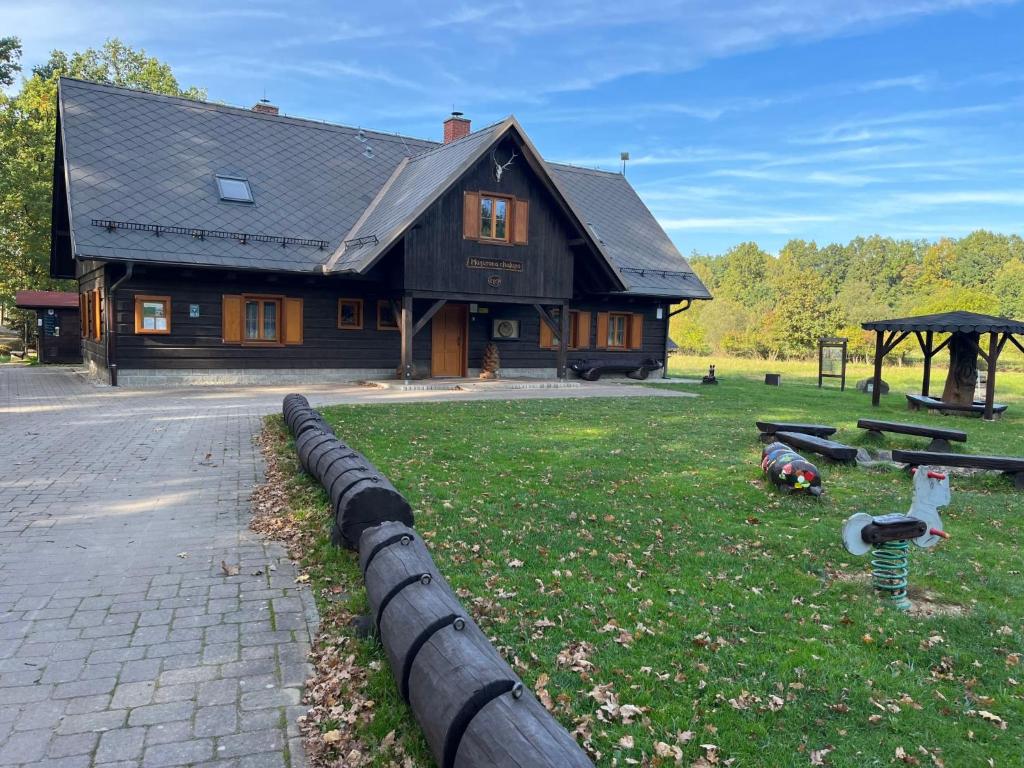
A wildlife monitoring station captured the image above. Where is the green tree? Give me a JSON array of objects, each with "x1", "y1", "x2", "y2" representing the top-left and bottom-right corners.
[
  {"x1": 715, "y1": 242, "x2": 774, "y2": 308},
  {"x1": 0, "y1": 39, "x2": 204, "y2": 312},
  {"x1": 950, "y1": 230, "x2": 1024, "y2": 288},
  {"x1": 994, "y1": 259, "x2": 1024, "y2": 319},
  {"x1": 0, "y1": 36, "x2": 21, "y2": 87}
]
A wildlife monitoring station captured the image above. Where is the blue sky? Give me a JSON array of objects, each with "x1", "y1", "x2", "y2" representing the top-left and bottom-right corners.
[{"x1": 4, "y1": 0, "x2": 1023, "y2": 255}]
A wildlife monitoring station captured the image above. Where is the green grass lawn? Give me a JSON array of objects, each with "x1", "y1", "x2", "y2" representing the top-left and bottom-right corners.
[{"x1": 268, "y1": 357, "x2": 1023, "y2": 767}]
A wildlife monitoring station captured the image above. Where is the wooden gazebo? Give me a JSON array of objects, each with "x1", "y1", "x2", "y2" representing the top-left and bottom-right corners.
[{"x1": 862, "y1": 311, "x2": 1024, "y2": 421}]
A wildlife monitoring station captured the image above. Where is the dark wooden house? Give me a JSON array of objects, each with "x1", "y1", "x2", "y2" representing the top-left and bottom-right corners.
[
  {"x1": 50, "y1": 79, "x2": 711, "y2": 386},
  {"x1": 14, "y1": 290, "x2": 83, "y2": 364}
]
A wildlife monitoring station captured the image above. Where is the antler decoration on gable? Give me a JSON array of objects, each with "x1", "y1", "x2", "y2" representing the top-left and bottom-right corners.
[{"x1": 492, "y1": 149, "x2": 517, "y2": 183}]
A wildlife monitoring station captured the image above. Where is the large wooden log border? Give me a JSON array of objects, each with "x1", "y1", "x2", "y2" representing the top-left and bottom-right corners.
[
  {"x1": 282, "y1": 397, "x2": 593, "y2": 768},
  {"x1": 283, "y1": 394, "x2": 414, "y2": 548}
]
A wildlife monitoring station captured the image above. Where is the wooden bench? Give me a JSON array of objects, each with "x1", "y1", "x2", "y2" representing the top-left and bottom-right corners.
[
  {"x1": 775, "y1": 431, "x2": 858, "y2": 463},
  {"x1": 756, "y1": 421, "x2": 836, "y2": 443},
  {"x1": 857, "y1": 419, "x2": 967, "y2": 452},
  {"x1": 906, "y1": 393, "x2": 1008, "y2": 418},
  {"x1": 892, "y1": 449, "x2": 1024, "y2": 490},
  {"x1": 568, "y1": 357, "x2": 662, "y2": 381}
]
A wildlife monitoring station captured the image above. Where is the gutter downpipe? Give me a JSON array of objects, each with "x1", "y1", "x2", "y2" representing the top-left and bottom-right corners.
[
  {"x1": 663, "y1": 299, "x2": 692, "y2": 379},
  {"x1": 106, "y1": 262, "x2": 133, "y2": 387}
]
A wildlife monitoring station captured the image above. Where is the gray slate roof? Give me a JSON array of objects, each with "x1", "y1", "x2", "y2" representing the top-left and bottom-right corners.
[{"x1": 58, "y1": 78, "x2": 710, "y2": 298}]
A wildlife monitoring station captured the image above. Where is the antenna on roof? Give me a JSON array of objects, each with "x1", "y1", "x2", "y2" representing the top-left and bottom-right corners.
[{"x1": 620, "y1": 151, "x2": 630, "y2": 176}]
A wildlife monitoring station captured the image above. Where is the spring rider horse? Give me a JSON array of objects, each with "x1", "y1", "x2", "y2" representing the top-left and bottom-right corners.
[{"x1": 841, "y1": 467, "x2": 950, "y2": 611}]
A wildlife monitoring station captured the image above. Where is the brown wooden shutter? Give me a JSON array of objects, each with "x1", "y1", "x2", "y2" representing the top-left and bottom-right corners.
[
  {"x1": 512, "y1": 198, "x2": 529, "y2": 244},
  {"x1": 575, "y1": 311, "x2": 591, "y2": 349},
  {"x1": 463, "y1": 191, "x2": 480, "y2": 239},
  {"x1": 92, "y1": 289, "x2": 102, "y2": 339},
  {"x1": 629, "y1": 313, "x2": 644, "y2": 350},
  {"x1": 284, "y1": 298, "x2": 303, "y2": 344},
  {"x1": 596, "y1": 312, "x2": 609, "y2": 350},
  {"x1": 539, "y1": 316, "x2": 554, "y2": 349},
  {"x1": 80, "y1": 293, "x2": 88, "y2": 337},
  {"x1": 222, "y1": 295, "x2": 242, "y2": 343}
]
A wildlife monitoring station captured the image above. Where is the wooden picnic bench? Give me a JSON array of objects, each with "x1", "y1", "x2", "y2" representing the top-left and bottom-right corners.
[
  {"x1": 906, "y1": 393, "x2": 1008, "y2": 418},
  {"x1": 756, "y1": 421, "x2": 837, "y2": 443},
  {"x1": 857, "y1": 419, "x2": 967, "y2": 452},
  {"x1": 892, "y1": 448, "x2": 1024, "y2": 490},
  {"x1": 775, "y1": 431, "x2": 858, "y2": 463}
]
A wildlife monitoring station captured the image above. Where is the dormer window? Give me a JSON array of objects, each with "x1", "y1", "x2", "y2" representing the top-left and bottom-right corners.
[
  {"x1": 479, "y1": 194, "x2": 510, "y2": 241},
  {"x1": 216, "y1": 175, "x2": 253, "y2": 203}
]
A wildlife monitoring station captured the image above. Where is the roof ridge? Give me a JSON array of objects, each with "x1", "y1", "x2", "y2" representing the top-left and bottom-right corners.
[
  {"x1": 58, "y1": 76, "x2": 442, "y2": 148},
  {"x1": 547, "y1": 160, "x2": 624, "y2": 178},
  {"x1": 403, "y1": 117, "x2": 511, "y2": 162}
]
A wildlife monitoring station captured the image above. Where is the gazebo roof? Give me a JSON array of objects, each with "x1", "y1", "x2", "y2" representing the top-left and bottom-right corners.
[{"x1": 862, "y1": 311, "x2": 1024, "y2": 335}]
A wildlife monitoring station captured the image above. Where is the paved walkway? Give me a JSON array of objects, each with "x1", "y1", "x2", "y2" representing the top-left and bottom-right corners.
[{"x1": 0, "y1": 367, "x2": 693, "y2": 768}]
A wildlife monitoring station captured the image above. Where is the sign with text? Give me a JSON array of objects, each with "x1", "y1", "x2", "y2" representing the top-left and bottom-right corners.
[{"x1": 466, "y1": 256, "x2": 523, "y2": 273}]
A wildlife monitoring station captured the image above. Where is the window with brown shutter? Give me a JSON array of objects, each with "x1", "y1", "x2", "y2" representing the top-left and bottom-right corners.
[
  {"x1": 512, "y1": 199, "x2": 529, "y2": 244},
  {"x1": 574, "y1": 310, "x2": 591, "y2": 349},
  {"x1": 92, "y1": 289, "x2": 101, "y2": 340},
  {"x1": 606, "y1": 313, "x2": 629, "y2": 349},
  {"x1": 596, "y1": 313, "x2": 609, "y2": 350},
  {"x1": 284, "y1": 298, "x2": 303, "y2": 344},
  {"x1": 629, "y1": 313, "x2": 644, "y2": 350},
  {"x1": 222, "y1": 295, "x2": 242, "y2": 343},
  {"x1": 463, "y1": 191, "x2": 480, "y2": 239},
  {"x1": 80, "y1": 293, "x2": 89, "y2": 338}
]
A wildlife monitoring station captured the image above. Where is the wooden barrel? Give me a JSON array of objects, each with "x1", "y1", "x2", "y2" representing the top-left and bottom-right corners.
[
  {"x1": 359, "y1": 521, "x2": 419, "y2": 570},
  {"x1": 408, "y1": 621, "x2": 522, "y2": 768},
  {"x1": 454, "y1": 687, "x2": 593, "y2": 767},
  {"x1": 304, "y1": 438, "x2": 347, "y2": 484}
]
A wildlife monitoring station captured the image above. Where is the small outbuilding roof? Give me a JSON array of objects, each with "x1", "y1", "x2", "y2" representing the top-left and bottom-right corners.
[
  {"x1": 862, "y1": 311, "x2": 1024, "y2": 335},
  {"x1": 15, "y1": 290, "x2": 80, "y2": 309}
]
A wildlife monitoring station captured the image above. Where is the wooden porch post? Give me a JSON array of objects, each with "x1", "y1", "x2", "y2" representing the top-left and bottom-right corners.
[
  {"x1": 871, "y1": 330, "x2": 885, "y2": 407},
  {"x1": 400, "y1": 295, "x2": 413, "y2": 381},
  {"x1": 557, "y1": 302, "x2": 569, "y2": 379},
  {"x1": 984, "y1": 332, "x2": 999, "y2": 421},
  {"x1": 921, "y1": 330, "x2": 933, "y2": 397}
]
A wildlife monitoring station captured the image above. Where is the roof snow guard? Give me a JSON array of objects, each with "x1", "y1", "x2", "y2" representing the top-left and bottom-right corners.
[{"x1": 862, "y1": 311, "x2": 1024, "y2": 335}]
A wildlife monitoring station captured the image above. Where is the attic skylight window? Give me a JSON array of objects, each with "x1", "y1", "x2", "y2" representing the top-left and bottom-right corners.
[{"x1": 216, "y1": 175, "x2": 253, "y2": 203}]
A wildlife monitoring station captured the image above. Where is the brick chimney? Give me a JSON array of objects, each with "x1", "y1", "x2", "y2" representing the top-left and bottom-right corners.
[
  {"x1": 443, "y1": 111, "x2": 471, "y2": 143},
  {"x1": 252, "y1": 98, "x2": 279, "y2": 116}
]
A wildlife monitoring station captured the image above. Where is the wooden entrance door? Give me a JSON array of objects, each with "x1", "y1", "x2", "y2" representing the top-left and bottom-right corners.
[{"x1": 431, "y1": 304, "x2": 467, "y2": 377}]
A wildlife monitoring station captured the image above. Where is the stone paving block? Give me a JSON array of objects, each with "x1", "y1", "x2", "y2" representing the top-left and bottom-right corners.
[
  {"x1": 111, "y1": 681, "x2": 157, "y2": 709},
  {"x1": 48, "y1": 731, "x2": 100, "y2": 758},
  {"x1": 96, "y1": 726, "x2": 147, "y2": 762},
  {"x1": 194, "y1": 704, "x2": 239, "y2": 738},
  {"x1": 143, "y1": 738, "x2": 213, "y2": 767}
]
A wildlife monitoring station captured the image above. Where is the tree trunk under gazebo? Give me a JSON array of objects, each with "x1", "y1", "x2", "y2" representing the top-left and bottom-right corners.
[{"x1": 941, "y1": 332, "x2": 979, "y2": 406}]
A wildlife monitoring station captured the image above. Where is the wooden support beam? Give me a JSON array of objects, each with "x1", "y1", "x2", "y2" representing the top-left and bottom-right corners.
[
  {"x1": 984, "y1": 331, "x2": 999, "y2": 421},
  {"x1": 921, "y1": 330, "x2": 932, "y2": 396},
  {"x1": 871, "y1": 330, "x2": 885, "y2": 407},
  {"x1": 557, "y1": 302, "x2": 569, "y2": 380},
  {"x1": 411, "y1": 299, "x2": 446, "y2": 338},
  {"x1": 883, "y1": 330, "x2": 911, "y2": 355},
  {"x1": 665, "y1": 300, "x2": 692, "y2": 378},
  {"x1": 533, "y1": 304, "x2": 560, "y2": 335},
  {"x1": 929, "y1": 335, "x2": 951, "y2": 358},
  {"x1": 1008, "y1": 333, "x2": 1024, "y2": 356},
  {"x1": 399, "y1": 295, "x2": 413, "y2": 381}
]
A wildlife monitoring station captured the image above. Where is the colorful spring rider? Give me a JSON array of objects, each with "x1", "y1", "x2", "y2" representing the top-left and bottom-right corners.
[
  {"x1": 761, "y1": 442, "x2": 822, "y2": 496},
  {"x1": 841, "y1": 467, "x2": 950, "y2": 611}
]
